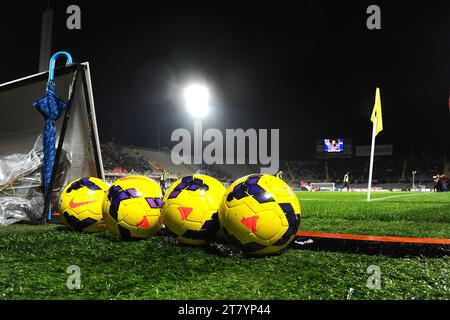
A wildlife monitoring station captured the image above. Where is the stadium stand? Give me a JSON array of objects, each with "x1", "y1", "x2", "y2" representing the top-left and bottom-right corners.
[
  {"x1": 280, "y1": 155, "x2": 447, "y2": 189},
  {"x1": 101, "y1": 143, "x2": 448, "y2": 189},
  {"x1": 100, "y1": 143, "x2": 265, "y2": 182},
  {"x1": 120, "y1": 146, "x2": 193, "y2": 177},
  {"x1": 101, "y1": 144, "x2": 154, "y2": 174}
]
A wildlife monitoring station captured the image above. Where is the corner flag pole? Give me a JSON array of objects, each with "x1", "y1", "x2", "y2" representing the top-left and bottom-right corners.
[
  {"x1": 367, "y1": 116, "x2": 377, "y2": 201},
  {"x1": 367, "y1": 87, "x2": 383, "y2": 201}
]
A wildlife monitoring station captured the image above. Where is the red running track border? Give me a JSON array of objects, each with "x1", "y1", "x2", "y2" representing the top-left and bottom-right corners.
[{"x1": 296, "y1": 231, "x2": 450, "y2": 245}]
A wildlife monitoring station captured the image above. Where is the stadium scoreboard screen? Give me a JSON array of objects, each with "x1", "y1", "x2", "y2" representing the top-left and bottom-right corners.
[
  {"x1": 317, "y1": 138, "x2": 352, "y2": 158},
  {"x1": 324, "y1": 138, "x2": 344, "y2": 152}
]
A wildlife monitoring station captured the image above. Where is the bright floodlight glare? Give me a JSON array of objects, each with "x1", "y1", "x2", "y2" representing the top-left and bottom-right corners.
[{"x1": 184, "y1": 84, "x2": 210, "y2": 119}]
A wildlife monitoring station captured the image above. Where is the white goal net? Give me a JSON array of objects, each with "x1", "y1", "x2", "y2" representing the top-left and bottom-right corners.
[{"x1": 310, "y1": 182, "x2": 336, "y2": 191}]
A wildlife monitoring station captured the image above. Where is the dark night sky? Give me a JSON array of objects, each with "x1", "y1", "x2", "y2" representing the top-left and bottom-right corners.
[{"x1": 1, "y1": 1, "x2": 450, "y2": 159}]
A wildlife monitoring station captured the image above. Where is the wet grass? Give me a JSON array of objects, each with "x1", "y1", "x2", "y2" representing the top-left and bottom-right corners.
[{"x1": 0, "y1": 192, "x2": 449, "y2": 300}]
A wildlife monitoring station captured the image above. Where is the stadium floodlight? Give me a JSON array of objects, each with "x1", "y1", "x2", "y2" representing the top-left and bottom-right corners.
[{"x1": 183, "y1": 84, "x2": 210, "y2": 119}]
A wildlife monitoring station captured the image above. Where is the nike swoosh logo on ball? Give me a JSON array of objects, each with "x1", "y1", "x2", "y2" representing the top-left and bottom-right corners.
[{"x1": 69, "y1": 198, "x2": 99, "y2": 208}]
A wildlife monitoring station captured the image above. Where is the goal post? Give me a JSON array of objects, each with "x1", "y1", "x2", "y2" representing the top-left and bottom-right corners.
[{"x1": 0, "y1": 63, "x2": 104, "y2": 225}]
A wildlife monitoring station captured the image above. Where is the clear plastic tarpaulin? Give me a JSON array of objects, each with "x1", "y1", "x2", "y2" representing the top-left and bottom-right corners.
[
  {"x1": 0, "y1": 135, "x2": 72, "y2": 225},
  {"x1": 0, "y1": 135, "x2": 44, "y2": 225}
]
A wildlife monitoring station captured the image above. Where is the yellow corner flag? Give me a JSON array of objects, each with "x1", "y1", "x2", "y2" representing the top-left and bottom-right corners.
[{"x1": 370, "y1": 87, "x2": 383, "y2": 136}]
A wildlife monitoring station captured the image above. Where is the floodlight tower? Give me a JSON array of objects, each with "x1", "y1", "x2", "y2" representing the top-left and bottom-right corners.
[
  {"x1": 39, "y1": 6, "x2": 54, "y2": 72},
  {"x1": 183, "y1": 83, "x2": 210, "y2": 165},
  {"x1": 412, "y1": 170, "x2": 417, "y2": 190}
]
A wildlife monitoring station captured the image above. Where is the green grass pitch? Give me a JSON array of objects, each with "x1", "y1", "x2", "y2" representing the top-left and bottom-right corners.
[{"x1": 0, "y1": 192, "x2": 449, "y2": 300}]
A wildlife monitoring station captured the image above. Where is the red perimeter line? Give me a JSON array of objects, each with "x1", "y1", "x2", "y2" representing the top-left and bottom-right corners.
[{"x1": 296, "y1": 231, "x2": 450, "y2": 245}]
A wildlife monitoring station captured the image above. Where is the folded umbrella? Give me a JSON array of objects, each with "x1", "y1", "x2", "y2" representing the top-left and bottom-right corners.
[{"x1": 32, "y1": 51, "x2": 73, "y2": 220}]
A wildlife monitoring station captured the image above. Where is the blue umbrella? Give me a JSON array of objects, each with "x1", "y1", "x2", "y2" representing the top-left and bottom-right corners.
[{"x1": 33, "y1": 51, "x2": 73, "y2": 220}]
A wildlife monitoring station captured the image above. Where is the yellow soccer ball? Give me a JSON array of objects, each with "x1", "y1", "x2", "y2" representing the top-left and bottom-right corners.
[
  {"x1": 59, "y1": 177, "x2": 109, "y2": 232},
  {"x1": 103, "y1": 175, "x2": 163, "y2": 240},
  {"x1": 162, "y1": 175, "x2": 226, "y2": 245},
  {"x1": 219, "y1": 174, "x2": 301, "y2": 256}
]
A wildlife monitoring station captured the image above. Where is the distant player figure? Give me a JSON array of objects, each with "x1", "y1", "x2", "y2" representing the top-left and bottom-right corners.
[
  {"x1": 160, "y1": 171, "x2": 166, "y2": 191},
  {"x1": 276, "y1": 170, "x2": 283, "y2": 180},
  {"x1": 442, "y1": 174, "x2": 449, "y2": 192},
  {"x1": 436, "y1": 174, "x2": 449, "y2": 192},
  {"x1": 340, "y1": 172, "x2": 350, "y2": 191},
  {"x1": 433, "y1": 175, "x2": 440, "y2": 192}
]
